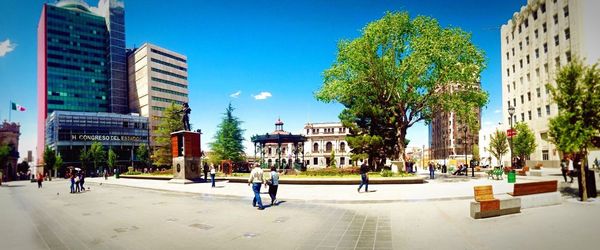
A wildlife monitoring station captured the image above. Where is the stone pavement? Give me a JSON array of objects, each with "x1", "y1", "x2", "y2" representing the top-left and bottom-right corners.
[{"x1": 86, "y1": 168, "x2": 584, "y2": 203}]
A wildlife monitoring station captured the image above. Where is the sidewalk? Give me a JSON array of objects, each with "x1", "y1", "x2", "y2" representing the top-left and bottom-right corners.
[{"x1": 86, "y1": 168, "x2": 577, "y2": 203}]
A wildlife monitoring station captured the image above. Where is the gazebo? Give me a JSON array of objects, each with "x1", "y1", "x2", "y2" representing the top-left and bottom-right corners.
[{"x1": 251, "y1": 119, "x2": 307, "y2": 170}]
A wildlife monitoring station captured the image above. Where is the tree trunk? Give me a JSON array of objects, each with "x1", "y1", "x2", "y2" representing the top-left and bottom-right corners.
[
  {"x1": 396, "y1": 126, "x2": 408, "y2": 172},
  {"x1": 580, "y1": 149, "x2": 588, "y2": 201}
]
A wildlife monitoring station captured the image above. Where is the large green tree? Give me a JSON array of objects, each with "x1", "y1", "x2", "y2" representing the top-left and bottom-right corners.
[
  {"x1": 54, "y1": 155, "x2": 63, "y2": 176},
  {"x1": 487, "y1": 130, "x2": 509, "y2": 167},
  {"x1": 79, "y1": 148, "x2": 91, "y2": 171},
  {"x1": 315, "y1": 12, "x2": 487, "y2": 164},
  {"x1": 89, "y1": 141, "x2": 106, "y2": 172},
  {"x1": 512, "y1": 122, "x2": 537, "y2": 165},
  {"x1": 548, "y1": 59, "x2": 600, "y2": 201},
  {"x1": 210, "y1": 103, "x2": 245, "y2": 163},
  {"x1": 43, "y1": 146, "x2": 56, "y2": 177},
  {"x1": 152, "y1": 103, "x2": 184, "y2": 166},
  {"x1": 107, "y1": 147, "x2": 117, "y2": 172}
]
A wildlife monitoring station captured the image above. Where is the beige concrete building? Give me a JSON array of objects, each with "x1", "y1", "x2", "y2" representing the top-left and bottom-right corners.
[
  {"x1": 501, "y1": 0, "x2": 600, "y2": 166},
  {"x1": 127, "y1": 43, "x2": 188, "y2": 147},
  {"x1": 303, "y1": 122, "x2": 352, "y2": 168},
  {"x1": 429, "y1": 110, "x2": 480, "y2": 167}
]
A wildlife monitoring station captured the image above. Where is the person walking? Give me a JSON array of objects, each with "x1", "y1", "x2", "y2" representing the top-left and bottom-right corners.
[
  {"x1": 358, "y1": 163, "x2": 369, "y2": 193},
  {"x1": 79, "y1": 172, "x2": 85, "y2": 191},
  {"x1": 203, "y1": 163, "x2": 209, "y2": 182},
  {"x1": 560, "y1": 158, "x2": 568, "y2": 182},
  {"x1": 37, "y1": 173, "x2": 43, "y2": 188},
  {"x1": 248, "y1": 164, "x2": 265, "y2": 210},
  {"x1": 266, "y1": 167, "x2": 280, "y2": 206},
  {"x1": 75, "y1": 174, "x2": 80, "y2": 192},
  {"x1": 210, "y1": 165, "x2": 216, "y2": 188},
  {"x1": 70, "y1": 172, "x2": 76, "y2": 193},
  {"x1": 103, "y1": 169, "x2": 108, "y2": 180},
  {"x1": 567, "y1": 155, "x2": 574, "y2": 183},
  {"x1": 428, "y1": 162, "x2": 435, "y2": 179}
]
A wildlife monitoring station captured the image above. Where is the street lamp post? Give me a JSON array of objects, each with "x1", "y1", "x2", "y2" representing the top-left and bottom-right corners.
[
  {"x1": 464, "y1": 126, "x2": 468, "y2": 177},
  {"x1": 508, "y1": 105, "x2": 516, "y2": 168}
]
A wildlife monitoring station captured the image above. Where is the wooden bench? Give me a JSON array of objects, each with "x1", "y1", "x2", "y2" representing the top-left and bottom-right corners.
[
  {"x1": 509, "y1": 180, "x2": 557, "y2": 196},
  {"x1": 508, "y1": 180, "x2": 561, "y2": 209},
  {"x1": 470, "y1": 185, "x2": 520, "y2": 219},
  {"x1": 517, "y1": 166, "x2": 529, "y2": 176}
]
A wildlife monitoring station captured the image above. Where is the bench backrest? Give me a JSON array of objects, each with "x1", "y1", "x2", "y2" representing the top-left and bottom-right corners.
[
  {"x1": 474, "y1": 185, "x2": 495, "y2": 201},
  {"x1": 512, "y1": 180, "x2": 557, "y2": 196}
]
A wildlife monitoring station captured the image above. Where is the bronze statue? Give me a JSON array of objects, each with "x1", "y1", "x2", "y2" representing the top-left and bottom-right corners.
[{"x1": 181, "y1": 103, "x2": 191, "y2": 131}]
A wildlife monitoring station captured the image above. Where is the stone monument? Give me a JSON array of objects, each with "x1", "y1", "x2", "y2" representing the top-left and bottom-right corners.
[{"x1": 169, "y1": 130, "x2": 202, "y2": 184}]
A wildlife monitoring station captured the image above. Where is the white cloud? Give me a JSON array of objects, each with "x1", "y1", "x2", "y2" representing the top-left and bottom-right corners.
[
  {"x1": 253, "y1": 91, "x2": 272, "y2": 100},
  {"x1": 0, "y1": 39, "x2": 17, "y2": 57},
  {"x1": 484, "y1": 121, "x2": 492, "y2": 126},
  {"x1": 494, "y1": 109, "x2": 501, "y2": 114},
  {"x1": 229, "y1": 90, "x2": 241, "y2": 98}
]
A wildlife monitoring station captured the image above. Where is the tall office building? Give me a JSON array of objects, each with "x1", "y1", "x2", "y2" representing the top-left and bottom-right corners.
[
  {"x1": 501, "y1": 0, "x2": 600, "y2": 166},
  {"x1": 127, "y1": 43, "x2": 189, "y2": 147},
  {"x1": 37, "y1": 0, "x2": 148, "y2": 169},
  {"x1": 429, "y1": 110, "x2": 480, "y2": 165}
]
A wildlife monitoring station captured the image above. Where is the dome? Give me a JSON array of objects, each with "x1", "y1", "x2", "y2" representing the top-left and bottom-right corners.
[
  {"x1": 275, "y1": 118, "x2": 284, "y2": 125},
  {"x1": 56, "y1": 0, "x2": 92, "y2": 13}
]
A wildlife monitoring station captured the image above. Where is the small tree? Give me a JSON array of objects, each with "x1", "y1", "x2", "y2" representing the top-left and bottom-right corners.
[
  {"x1": 43, "y1": 146, "x2": 56, "y2": 177},
  {"x1": 152, "y1": 103, "x2": 184, "y2": 166},
  {"x1": 136, "y1": 144, "x2": 151, "y2": 168},
  {"x1": 107, "y1": 148, "x2": 117, "y2": 173},
  {"x1": 472, "y1": 144, "x2": 480, "y2": 161},
  {"x1": 513, "y1": 122, "x2": 537, "y2": 166},
  {"x1": 329, "y1": 150, "x2": 337, "y2": 168},
  {"x1": 488, "y1": 130, "x2": 509, "y2": 167},
  {"x1": 89, "y1": 142, "x2": 106, "y2": 172},
  {"x1": 211, "y1": 103, "x2": 245, "y2": 163},
  {"x1": 548, "y1": 59, "x2": 600, "y2": 201},
  {"x1": 54, "y1": 155, "x2": 63, "y2": 177},
  {"x1": 79, "y1": 148, "x2": 91, "y2": 171}
]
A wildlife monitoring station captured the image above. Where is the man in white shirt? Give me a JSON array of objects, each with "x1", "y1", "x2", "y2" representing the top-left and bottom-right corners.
[
  {"x1": 210, "y1": 165, "x2": 216, "y2": 188},
  {"x1": 248, "y1": 164, "x2": 265, "y2": 210},
  {"x1": 567, "y1": 155, "x2": 574, "y2": 183}
]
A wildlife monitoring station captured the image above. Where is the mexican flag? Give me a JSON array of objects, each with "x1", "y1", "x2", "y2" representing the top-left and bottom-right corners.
[{"x1": 11, "y1": 102, "x2": 26, "y2": 112}]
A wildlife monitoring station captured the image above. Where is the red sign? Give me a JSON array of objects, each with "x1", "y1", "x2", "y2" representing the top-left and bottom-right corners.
[{"x1": 507, "y1": 129, "x2": 517, "y2": 137}]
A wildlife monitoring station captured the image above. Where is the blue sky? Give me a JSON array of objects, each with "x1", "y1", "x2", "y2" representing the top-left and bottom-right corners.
[{"x1": 0, "y1": 0, "x2": 525, "y2": 160}]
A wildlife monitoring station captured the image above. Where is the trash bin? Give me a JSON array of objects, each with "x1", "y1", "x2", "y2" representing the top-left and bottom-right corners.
[
  {"x1": 586, "y1": 169, "x2": 597, "y2": 198},
  {"x1": 507, "y1": 171, "x2": 516, "y2": 183}
]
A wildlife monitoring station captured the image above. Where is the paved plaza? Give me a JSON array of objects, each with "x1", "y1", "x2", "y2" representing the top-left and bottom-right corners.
[{"x1": 1, "y1": 169, "x2": 599, "y2": 250}]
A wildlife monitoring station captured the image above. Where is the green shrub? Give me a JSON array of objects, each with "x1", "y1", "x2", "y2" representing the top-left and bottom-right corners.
[
  {"x1": 299, "y1": 167, "x2": 360, "y2": 177},
  {"x1": 381, "y1": 169, "x2": 393, "y2": 177}
]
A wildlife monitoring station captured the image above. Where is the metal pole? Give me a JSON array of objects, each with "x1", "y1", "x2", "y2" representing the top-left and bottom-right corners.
[
  {"x1": 510, "y1": 118, "x2": 513, "y2": 168},
  {"x1": 465, "y1": 126, "x2": 468, "y2": 176}
]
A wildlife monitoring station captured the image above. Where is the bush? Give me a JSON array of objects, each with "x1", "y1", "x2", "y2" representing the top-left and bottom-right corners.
[
  {"x1": 381, "y1": 169, "x2": 393, "y2": 177},
  {"x1": 125, "y1": 170, "x2": 142, "y2": 175},
  {"x1": 300, "y1": 167, "x2": 360, "y2": 177}
]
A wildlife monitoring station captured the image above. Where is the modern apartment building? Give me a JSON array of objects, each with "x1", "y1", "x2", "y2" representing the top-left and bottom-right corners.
[
  {"x1": 501, "y1": 0, "x2": 600, "y2": 166},
  {"x1": 127, "y1": 43, "x2": 189, "y2": 147},
  {"x1": 303, "y1": 122, "x2": 353, "y2": 168}
]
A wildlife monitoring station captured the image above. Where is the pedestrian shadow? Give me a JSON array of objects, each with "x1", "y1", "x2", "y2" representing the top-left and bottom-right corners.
[{"x1": 367, "y1": 190, "x2": 377, "y2": 193}]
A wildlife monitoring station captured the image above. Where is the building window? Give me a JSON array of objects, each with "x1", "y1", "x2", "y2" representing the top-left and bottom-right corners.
[
  {"x1": 535, "y1": 49, "x2": 539, "y2": 58},
  {"x1": 527, "y1": 92, "x2": 531, "y2": 101},
  {"x1": 566, "y1": 51, "x2": 572, "y2": 62},
  {"x1": 553, "y1": 14, "x2": 558, "y2": 25},
  {"x1": 546, "y1": 105, "x2": 551, "y2": 115},
  {"x1": 534, "y1": 29, "x2": 538, "y2": 38},
  {"x1": 544, "y1": 63, "x2": 548, "y2": 73},
  {"x1": 525, "y1": 36, "x2": 529, "y2": 45},
  {"x1": 313, "y1": 158, "x2": 318, "y2": 165},
  {"x1": 564, "y1": 28, "x2": 570, "y2": 40},
  {"x1": 520, "y1": 95, "x2": 524, "y2": 104},
  {"x1": 340, "y1": 142, "x2": 346, "y2": 152},
  {"x1": 340, "y1": 157, "x2": 345, "y2": 166},
  {"x1": 528, "y1": 111, "x2": 532, "y2": 120},
  {"x1": 536, "y1": 68, "x2": 540, "y2": 77},
  {"x1": 506, "y1": 36, "x2": 509, "y2": 44},
  {"x1": 512, "y1": 65, "x2": 515, "y2": 73},
  {"x1": 513, "y1": 81, "x2": 516, "y2": 90},
  {"x1": 554, "y1": 35, "x2": 559, "y2": 46},
  {"x1": 536, "y1": 87, "x2": 541, "y2": 97},
  {"x1": 537, "y1": 107, "x2": 542, "y2": 117},
  {"x1": 325, "y1": 142, "x2": 333, "y2": 152},
  {"x1": 563, "y1": 6, "x2": 569, "y2": 17},
  {"x1": 543, "y1": 23, "x2": 547, "y2": 33},
  {"x1": 506, "y1": 52, "x2": 509, "y2": 60},
  {"x1": 520, "y1": 60, "x2": 523, "y2": 68},
  {"x1": 519, "y1": 42, "x2": 522, "y2": 50},
  {"x1": 507, "y1": 84, "x2": 510, "y2": 93},
  {"x1": 521, "y1": 113, "x2": 525, "y2": 122},
  {"x1": 513, "y1": 98, "x2": 516, "y2": 107},
  {"x1": 524, "y1": 19, "x2": 529, "y2": 28},
  {"x1": 518, "y1": 25, "x2": 522, "y2": 33},
  {"x1": 533, "y1": 9, "x2": 538, "y2": 20},
  {"x1": 527, "y1": 73, "x2": 531, "y2": 82},
  {"x1": 313, "y1": 143, "x2": 319, "y2": 152},
  {"x1": 555, "y1": 56, "x2": 561, "y2": 68},
  {"x1": 512, "y1": 48, "x2": 515, "y2": 56},
  {"x1": 526, "y1": 55, "x2": 530, "y2": 64},
  {"x1": 542, "y1": 150, "x2": 549, "y2": 161},
  {"x1": 507, "y1": 68, "x2": 510, "y2": 77}
]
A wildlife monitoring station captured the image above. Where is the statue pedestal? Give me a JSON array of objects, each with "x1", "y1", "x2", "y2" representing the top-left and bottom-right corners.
[
  {"x1": 169, "y1": 131, "x2": 202, "y2": 184},
  {"x1": 391, "y1": 161, "x2": 404, "y2": 173}
]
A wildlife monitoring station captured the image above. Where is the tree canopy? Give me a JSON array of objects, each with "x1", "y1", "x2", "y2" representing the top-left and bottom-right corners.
[
  {"x1": 315, "y1": 12, "x2": 487, "y2": 164},
  {"x1": 487, "y1": 130, "x2": 509, "y2": 166},
  {"x1": 43, "y1": 146, "x2": 56, "y2": 175},
  {"x1": 512, "y1": 122, "x2": 537, "y2": 162},
  {"x1": 210, "y1": 103, "x2": 245, "y2": 163},
  {"x1": 152, "y1": 103, "x2": 184, "y2": 166},
  {"x1": 547, "y1": 59, "x2": 600, "y2": 201},
  {"x1": 89, "y1": 141, "x2": 106, "y2": 172},
  {"x1": 136, "y1": 144, "x2": 151, "y2": 168}
]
